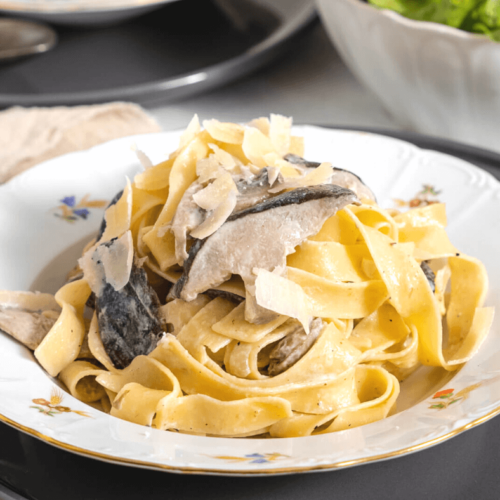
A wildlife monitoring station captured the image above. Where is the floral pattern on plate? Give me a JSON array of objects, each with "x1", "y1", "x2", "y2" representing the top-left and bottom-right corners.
[
  {"x1": 30, "y1": 388, "x2": 92, "y2": 418},
  {"x1": 54, "y1": 194, "x2": 107, "y2": 223},
  {"x1": 429, "y1": 384, "x2": 482, "y2": 411},
  {"x1": 393, "y1": 184, "x2": 442, "y2": 208}
]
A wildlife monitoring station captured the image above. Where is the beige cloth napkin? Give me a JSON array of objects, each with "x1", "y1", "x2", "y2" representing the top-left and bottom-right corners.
[{"x1": 0, "y1": 102, "x2": 162, "y2": 184}]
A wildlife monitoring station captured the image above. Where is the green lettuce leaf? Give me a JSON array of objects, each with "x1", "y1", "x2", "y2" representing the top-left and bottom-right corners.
[{"x1": 367, "y1": 0, "x2": 500, "y2": 40}]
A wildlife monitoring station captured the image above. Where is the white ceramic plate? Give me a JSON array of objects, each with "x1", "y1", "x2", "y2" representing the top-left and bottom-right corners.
[
  {"x1": 1, "y1": 126, "x2": 499, "y2": 476},
  {"x1": 0, "y1": 0, "x2": 180, "y2": 26}
]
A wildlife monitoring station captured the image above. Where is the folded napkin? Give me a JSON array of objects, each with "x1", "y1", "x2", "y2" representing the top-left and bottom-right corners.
[{"x1": 0, "y1": 102, "x2": 162, "y2": 184}]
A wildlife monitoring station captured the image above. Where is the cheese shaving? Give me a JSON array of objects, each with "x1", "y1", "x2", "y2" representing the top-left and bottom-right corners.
[
  {"x1": 269, "y1": 162, "x2": 333, "y2": 193},
  {"x1": 79, "y1": 230, "x2": 134, "y2": 295},
  {"x1": 131, "y1": 144, "x2": 153, "y2": 170},
  {"x1": 193, "y1": 172, "x2": 237, "y2": 211},
  {"x1": 269, "y1": 114, "x2": 292, "y2": 157},
  {"x1": 254, "y1": 268, "x2": 311, "y2": 333},
  {"x1": 190, "y1": 190, "x2": 237, "y2": 240}
]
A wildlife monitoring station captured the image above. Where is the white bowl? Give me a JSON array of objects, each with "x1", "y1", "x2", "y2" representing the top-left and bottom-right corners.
[
  {"x1": 316, "y1": 0, "x2": 500, "y2": 153},
  {"x1": 1, "y1": 126, "x2": 500, "y2": 475},
  {"x1": 0, "y1": 0, "x2": 180, "y2": 26}
]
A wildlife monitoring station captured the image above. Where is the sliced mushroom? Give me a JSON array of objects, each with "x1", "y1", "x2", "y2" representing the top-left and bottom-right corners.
[
  {"x1": 0, "y1": 291, "x2": 60, "y2": 350},
  {"x1": 80, "y1": 234, "x2": 165, "y2": 369},
  {"x1": 0, "y1": 310, "x2": 57, "y2": 350},
  {"x1": 421, "y1": 261, "x2": 436, "y2": 293},
  {"x1": 95, "y1": 262, "x2": 165, "y2": 369},
  {"x1": 172, "y1": 184, "x2": 360, "y2": 323},
  {"x1": 268, "y1": 318, "x2": 325, "y2": 376},
  {"x1": 284, "y1": 154, "x2": 375, "y2": 201},
  {"x1": 172, "y1": 168, "x2": 280, "y2": 263},
  {"x1": 202, "y1": 289, "x2": 245, "y2": 304},
  {"x1": 171, "y1": 180, "x2": 206, "y2": 262},
  {"x1": 284, "y1": 154, "x2": 321, "y2": 170},
  {"x1": 233, "y1": 168, "x2": 278, "y2": 212}
]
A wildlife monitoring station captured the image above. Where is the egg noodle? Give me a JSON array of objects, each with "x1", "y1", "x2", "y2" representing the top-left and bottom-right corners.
[{"x1": 8, "y1": 116, "x2": 494, "y2": 438}]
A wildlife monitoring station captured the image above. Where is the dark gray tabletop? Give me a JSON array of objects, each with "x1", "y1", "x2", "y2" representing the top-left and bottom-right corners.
[
  {"x1": 0, "y1": 0, "x2": 315, "y2": 106},
  {"x1": 1, "y1": 128, "x2": 500, "y2": 500}
]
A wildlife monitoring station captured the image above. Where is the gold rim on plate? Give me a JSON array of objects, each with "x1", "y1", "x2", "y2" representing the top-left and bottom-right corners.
[{"x1": 1, "y1": 405, "x2": 500, "y2": 475}]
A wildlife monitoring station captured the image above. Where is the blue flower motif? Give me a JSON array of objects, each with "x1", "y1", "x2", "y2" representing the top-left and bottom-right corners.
[
  {"x1": 73, "y1": 208, "x2": 90, "y2": 219},
  {"x1": 245, "y1": 453, "x2": 265, "y2": 458},
  {"x1": 60, "y1": 196, "x2": 76, "y2": 207},
  {"x1": 250, "y1": 458, "x2": 269, "y2": 464}
]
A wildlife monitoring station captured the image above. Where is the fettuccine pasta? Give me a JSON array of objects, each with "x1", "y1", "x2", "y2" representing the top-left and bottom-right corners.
[{"x1": 0, "y1": 115, "x2": 493, "y2": 438}]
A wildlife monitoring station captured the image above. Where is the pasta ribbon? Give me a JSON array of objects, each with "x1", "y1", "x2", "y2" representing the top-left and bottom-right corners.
[
  {"x1": 34, "y1": 279, "x2": 91, "y2": 377},
  {"x1": 99, "y1": 178, "x2": 132, "y2": 243},
  {"x1": 394, "y1": 203, "x2": 457, "y2": 258},
  {"x1": 155, "y1": 394, "x2": 292, "y2": 436},
  {"x1": 143, "y1": 134, "x2": 210, "y2": 269},
  {"x1": 286, "y1": 267, "x2": 389, "y2": 319},
  {"x1": 112, "y1": 383, "x2": 171, "y2": 426},
  {"x1": 150, "y1": 321, "x2": 362, "y2": 414},
  {"x1": 176, "y1": 298, "x2": 235, "y2": 363},
  {"x1": 96, "y1": 355, "x2": 180, "y2": 395},
  {"x1": 269, "y1": 365, "x2": 399, "y2": 437},
  {"x1": 212, "y1": 301, "x2": 288, "y2": 343},
  {"x1": 224, "y1": 321, "x2": 294, "y2": 380},
  {"x1": 288, "y1": 241, "x2": 370, "y2": 283},
  {"x1": 346, "y1": 208, "x2": 492, "y2": 370},
  {"x1": 59, "y1": 360, "x2": 105, "y2": 403},
  {"x1": 133, "y1": 158, "x2": 174, "y2": 191}
]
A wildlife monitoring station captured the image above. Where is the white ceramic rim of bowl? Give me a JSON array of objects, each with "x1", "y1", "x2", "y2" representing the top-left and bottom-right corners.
[
  {"x1": 345, "y1": 0, "x2": 498, "y2": 45},
  {"x1": 0, "y1": 0, "x2": 175, "y2": 13}
]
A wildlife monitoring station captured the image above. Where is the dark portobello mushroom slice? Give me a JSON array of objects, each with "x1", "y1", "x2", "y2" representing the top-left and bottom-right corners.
[
  {"x1": 96, "y1": 262, "x2": 165, "y2": 369},
  {"x1": 421, "y1": 261, "x2": 436, "y2": 293},
  {"x1": 81, "y1": 235, "x2": 165, "y2": 369},
  {"x1": 202, "y1": 289, "x2": 245, "y2": 304},
  {"x1": 171, "y1": 184, "x2": 360, "y2": 322},
  {"x1": 284, "y1": 154, "x2": 376, "y2": 202},
  {"x1": 233, "y1": 168, "x2": 277, "y2": 212},
  {"x1": 267, "y1": 318, "x2": 325, "y2": 376},
  {"x1": 171, "y1": 168, "x2": 278, "y2": 263}
]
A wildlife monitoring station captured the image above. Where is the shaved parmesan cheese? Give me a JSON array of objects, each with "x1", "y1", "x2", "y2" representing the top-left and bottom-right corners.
[
  {"x1": 193, "y1": 172, "x2": 237, "y2": 211},
  {"x1": 179, "y1": 114, "x2": 201, "y2": 149},
  {"x1": 203, "y1": 119, "x2": 245, "y2": 144},
  {"x1": 267, "y1": 166, "x2": 281, "y2": 186},
  {"x1": 208, "y1": 143, "x2": 241, "y2": 171},
  {"x1": 248, "y1": 117, "x2": 270, "y2": 136},
  {"x1": 262, "y1": 153, "x2": 302, "y2": 178},
  {"x1": 254, "y1": 269, "x2": 311, "y2": 333},
  {"x1": 289, "y1": 136, "x2": 305, "y2": 156},
  {"x1": 190, "y1": 190, "x2": 237, "y2": 239},
  {"x1": 196, "y1": 156, "x2": 224, "y2": 184},
  {"x1": 242, "y1": 127, "x2": 276, "y2": 168},
  {"x1": 269, "y1": 114, "x2": 292, "y2": 157},
  {"x1": 131, "y1": 144, "x2": 153, "y2": 170},
  {"x1": 79, "y1": 231, "x2": 134, "y2": 295},
  {"x1": 269, "y1": 162, "x2": 333, "y2": 193}
]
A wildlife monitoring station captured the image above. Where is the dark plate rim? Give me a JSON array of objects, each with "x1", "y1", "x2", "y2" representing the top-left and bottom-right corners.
[{"x1": 0, "y1": 1, "x2": 316, "y2": 106}]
